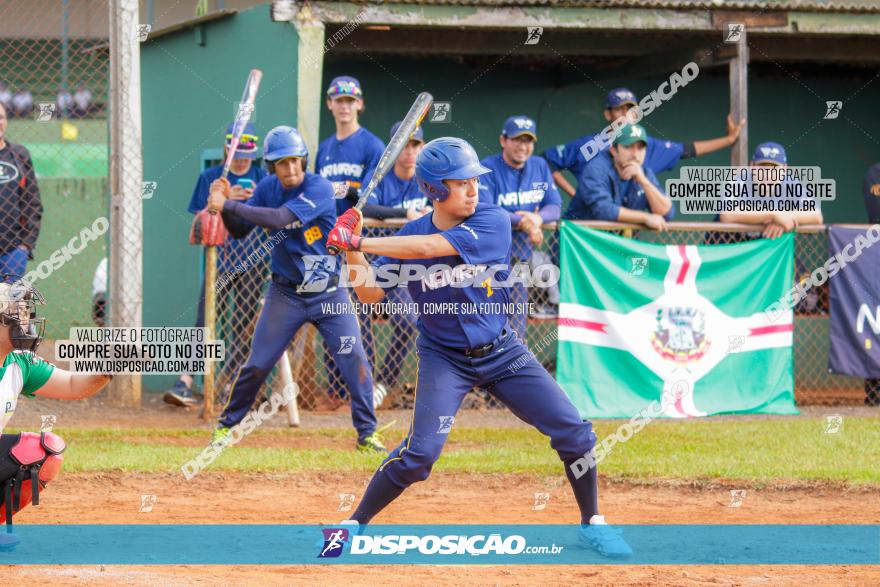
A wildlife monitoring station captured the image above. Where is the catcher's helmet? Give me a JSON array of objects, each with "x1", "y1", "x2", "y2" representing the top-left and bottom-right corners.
[
  {"x1": 263, "y1": 126, "x2": 308, "y2": 170},
  {"x1": 415, "y1": 137, "x2": 490, "y2": 202},
  {"x1": 0, "y1": 277, "x2": 46, "y2": 354}
]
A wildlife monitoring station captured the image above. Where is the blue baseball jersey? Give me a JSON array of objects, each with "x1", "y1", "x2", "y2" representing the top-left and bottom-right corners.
[
  {"x1": 245, "y1": 173, "x2": 338, "y2": 284},
  {"x1": 478, "y1": 153, "x2": 561, "y2": 259},
  {"x1": 544, "y1": 133, "x2": 685, "y2": 179},
  {"x1": 188, "y1": 164, "x2": 268, "y2": 273},
  {"x1": 316, "y1": 127, "x2": 385, "y2": 215},
  {"x1": 564, "y1": 151, "x2": 674, "y2": 221},
  {"x1": 363, "y1": 168, "x2": 429, "y2": 212},
  {"x1": 374, "y1": 204, "x2": 512, "y2": 349}
]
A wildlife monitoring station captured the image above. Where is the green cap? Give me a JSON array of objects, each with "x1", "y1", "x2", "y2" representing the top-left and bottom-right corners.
[{"x1": 613, "y1": 124, "x2": 648, "y2": 147}]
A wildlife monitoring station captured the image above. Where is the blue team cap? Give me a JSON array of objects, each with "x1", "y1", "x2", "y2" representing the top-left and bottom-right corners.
[
  {"x1": 225, "y1": 122, "x2": 258, "y2": 159},
  {"x1": 606, "y1": 88, "x2": 639, "y2": 109},
  {"x1": 390, "y1": 120, "x2": 425, "y2": 143},
  {"x1": 501, "y1": 115, "x2": 537, "y2": 140},
  {"x1": 327, "y1": 76, "x2": 363, "y2": 99},
  {"x1": 751, "y1": 142, "x2": 787, "y2": 166}
]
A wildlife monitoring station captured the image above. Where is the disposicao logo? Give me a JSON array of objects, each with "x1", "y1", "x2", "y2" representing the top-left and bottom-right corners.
[{"x1": 318, "y1": 528, "x2": 350, "y2": 558}]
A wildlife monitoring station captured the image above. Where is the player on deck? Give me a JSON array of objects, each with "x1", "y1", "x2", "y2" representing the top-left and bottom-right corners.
[
  {"x1": 478, "y1": 115, "x2": 561, "y2": 339},
  {"x1": 361, "y1": 121, "x2": 431, "y2": 407},
  {"x1": 544, "y1": 88, "x2": 745, "y2": 196},
  {"x1": 0, "y1": 278, "x2": 112, "y2": 549},
  {"x1": 207, "y1": 126, "x2": 386, "y2": 452},
  {"x1": 316, "y1": 75, "x2": 386, "y2": 402},
  {"x1": 326, "y1": 137, "x2": 632, "y2": 558}
]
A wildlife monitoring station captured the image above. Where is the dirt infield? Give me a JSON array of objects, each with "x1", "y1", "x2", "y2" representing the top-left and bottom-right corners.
[
  {"x1": 4, "y1": 396, "x2": 879, "y2": 584},
  {"x1": 4, "y1": 471, "x2": 879, "y2": 586}
]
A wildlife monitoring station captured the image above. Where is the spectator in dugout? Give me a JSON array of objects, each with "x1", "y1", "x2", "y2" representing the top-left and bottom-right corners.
[
  {"x1": 56, "y1": 86, "x2": 74, "y2": 118},
  {"x1": 716, "y1": 142, "x2": 823, "y2": 241},
  {"x1": 163, "y1": 122, "x2": 268, "y2": 407},
  {"x1": 564, "y1": 123, "x2": 673, "y2": 231},
  {"x1": 0, "y1": 82, "x2": 11, "y2": 112},
  {"x1": 11, "y1": 88, "x2": 33, "y2": 119},
  {"x1": 73, "y1": 85, "x2": 92, "y2": 118},
  {"x1": 0, "y1": 103, "x2": 43, "y2": 275},
  {"x1": 544, "y1": 88, "x2": 744, "y2": 197},
  {"x1": 478, "y1": 115, "x2": 561, "y2": 338}
]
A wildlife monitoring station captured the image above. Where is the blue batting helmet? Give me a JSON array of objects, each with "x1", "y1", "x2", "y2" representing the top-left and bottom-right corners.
[
  {"x1": 263, "y1": 126, "x2": 308, "y2": 162},
  {"x1": 415, "y1": 137, "x2": 490, "y2": 202}
]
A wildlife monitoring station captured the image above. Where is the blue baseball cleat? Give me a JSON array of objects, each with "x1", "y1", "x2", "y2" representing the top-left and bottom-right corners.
[
  {"x1": 578, "y1": 515, "x2": 633, "y2": 558},
  {"x1": 0, "y1": 531, "x2": 21, "y2": 552}
]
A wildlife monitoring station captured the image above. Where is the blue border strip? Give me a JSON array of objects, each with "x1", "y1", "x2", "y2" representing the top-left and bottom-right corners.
[{"x1": 2, "y1": 525, "x2": 878, "y2": 565}]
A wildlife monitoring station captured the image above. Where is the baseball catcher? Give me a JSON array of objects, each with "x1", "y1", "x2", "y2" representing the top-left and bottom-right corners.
[{"x1": 0, "y1": 277, "x2": 112, "y2": 550}]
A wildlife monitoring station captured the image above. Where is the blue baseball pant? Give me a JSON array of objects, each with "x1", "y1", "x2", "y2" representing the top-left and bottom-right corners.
[
  {"x1": 325, "y1": 298, "x2": 375, "y2": 400},
  {"x1": 218, "y1": 282, "x2": 377, "y2": 439},
  {"x1": 378, "y1": 329, "x2": 596, "y2": 488}
]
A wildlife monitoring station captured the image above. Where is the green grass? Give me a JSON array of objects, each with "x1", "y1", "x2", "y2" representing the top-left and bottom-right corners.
[{"x1": 12, "y1": 417, "x2": 879, "y2": 487}]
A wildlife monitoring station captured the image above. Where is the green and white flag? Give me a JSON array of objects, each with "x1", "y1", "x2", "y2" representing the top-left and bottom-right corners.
[{"x1": 557, "y1": 223, "x2": 798, "y2": 418}]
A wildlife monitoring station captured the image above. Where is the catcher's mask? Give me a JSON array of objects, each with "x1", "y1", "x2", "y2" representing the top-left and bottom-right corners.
[{"x1": 0, "y1": 276, "x2": 46, "y2": 354}]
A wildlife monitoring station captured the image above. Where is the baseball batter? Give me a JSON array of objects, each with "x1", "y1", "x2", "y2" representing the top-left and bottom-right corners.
[
  {"x1": 207, "y1": 126, "x2": 386, "y2": 452},
  {"x1": 0, "y1": 279, "x2": 112, "y2": 549},
  {"x1": 327, "y1": 137, "x2": 632, "y2": 557}
]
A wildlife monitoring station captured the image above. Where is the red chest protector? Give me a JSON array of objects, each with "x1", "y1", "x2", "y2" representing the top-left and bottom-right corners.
[{"x1": 0, "y1": 431, "x2": 66, "y2": 527}]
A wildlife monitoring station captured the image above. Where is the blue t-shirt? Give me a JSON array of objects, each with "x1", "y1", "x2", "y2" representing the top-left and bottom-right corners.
[
  {"x1": 245, "y1": 173, "x2": 338, "y2": 285},
  {"x1": 544, "y1": 133, "x2": 685, "y2": 180},
  {"x1": 316, "y1": 127, "x2": 385, "y2": 215},
  {"x1": 564, "y1": 151, "x2": 674, "y2": 221},
  {"x1": 187, "y1": 163, "x2": 268, "y2": 273},
  {"x1": 363, "y1": 168, "x2": 429, "y2": 212},
  {"x1": 478, "y1": 153, "x2": 561, "y2": 259},
  {"x1": 374, "y1": 204, "x2": 512, "y2": 349}
]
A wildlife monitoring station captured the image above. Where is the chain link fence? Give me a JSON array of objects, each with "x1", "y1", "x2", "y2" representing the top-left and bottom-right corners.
[
  {"x1": 1, "y1": 1, "x2": 110, "y2": 339},
  {"x1": 2, "y1": 0, "x2": 143, "y2": 404},
  {"x1": 205, "y1": 220, "x2": 866, "y2": 415}
]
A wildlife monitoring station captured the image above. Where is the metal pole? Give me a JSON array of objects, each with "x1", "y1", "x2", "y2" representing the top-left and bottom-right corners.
[
  {"x1": 729, "y1": 28, "x2": 749, "y2": 166},
  {"x1": 108, "y1": 0, "x2": 144, "y2": 407},
  {"x1": 294, "y1": 5, "x2": 326, "y2": 171},
  {"x1": 61, "y1": 0, "x2": 70, "y2": 92}
]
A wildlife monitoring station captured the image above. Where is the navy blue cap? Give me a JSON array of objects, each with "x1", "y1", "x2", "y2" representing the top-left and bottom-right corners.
[
  {"x1": 751, "y1": 142, "x2": 787, "y2": 166},
  {"x1": 391, "y1": 120, "x2": 424, "y2": 143},
  {"x1": 606, "y1": 88, "x2": 638, "y2": 109},
  {"x1": 225, "y1": 122, "x2": 258, "y2": 159},
  {"x1": 501, "y1": 115, "x2": 537, "y2": 140}
]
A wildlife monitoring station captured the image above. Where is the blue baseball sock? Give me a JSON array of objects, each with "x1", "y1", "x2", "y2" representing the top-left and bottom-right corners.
[
  {"x1": 351, "y1": 470, "x2": 406, "y2": 524},
  {"x1": 564, "y1": 457, "x2": 600, "y2": 525}
]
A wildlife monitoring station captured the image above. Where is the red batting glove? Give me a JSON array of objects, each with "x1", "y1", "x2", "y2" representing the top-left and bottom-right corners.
[
  {"x1": 337, "y1": 208, "x2": 361, "y2": 232},
  {"x1": 327, "y1": 211, "x2": 361, "y2": 255}
]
